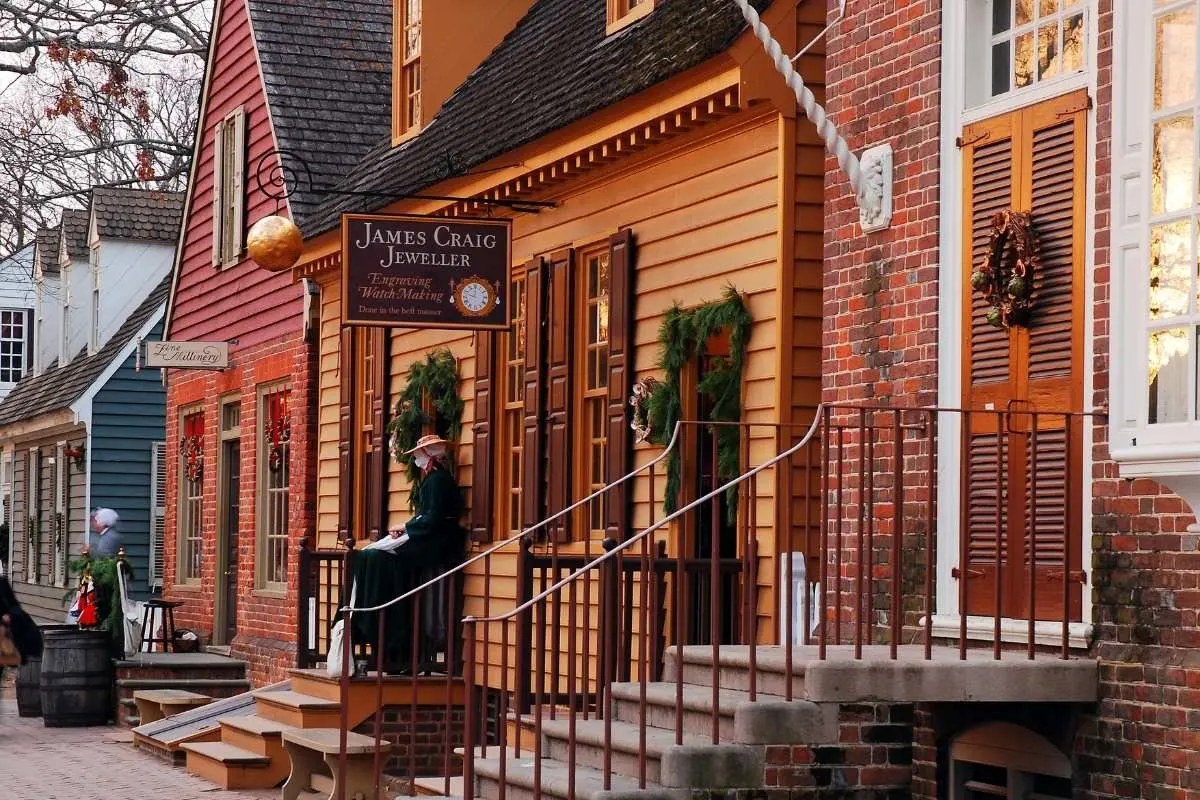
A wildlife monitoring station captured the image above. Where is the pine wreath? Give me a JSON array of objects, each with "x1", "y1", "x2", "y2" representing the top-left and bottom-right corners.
[
  {"x1": 970, "y1": 210, "x2": 1040, "y2": 328},
  {"x1": 386, "y1": 349, "x2": 464, "y2": 499},
  {"x1": 645, "y1": 287, "x2": 751, "y2": 520}
]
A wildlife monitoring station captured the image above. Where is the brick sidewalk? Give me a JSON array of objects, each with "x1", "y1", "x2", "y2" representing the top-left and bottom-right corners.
[{"x1": 0, "y1": 695, "x2": 276, "y2": 800}]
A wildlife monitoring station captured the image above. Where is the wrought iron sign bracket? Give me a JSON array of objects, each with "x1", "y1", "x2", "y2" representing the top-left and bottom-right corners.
[{"x1": 255, "y1": 150, "x2": 557, "y2": 215}]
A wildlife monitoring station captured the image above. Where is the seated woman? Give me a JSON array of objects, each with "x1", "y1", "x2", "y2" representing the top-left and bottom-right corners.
[{"x1": 352, "y1": 434, "x2": 466, "y2": 673}]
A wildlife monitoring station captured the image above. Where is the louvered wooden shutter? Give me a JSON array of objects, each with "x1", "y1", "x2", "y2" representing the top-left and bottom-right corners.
[
  {"x1": 366, "y1": 328, "x2": 388, "y2": 540},
  {"x1": 605, "y1": 230, "x2": 635, "y2": 541},
  {"x1": 521, "y1": 258, "x2": 547, "y2": 532},
  {"x1": 230, "y1": 107, "x2": 247, "y2": 260},
  {"x1": 545, "y1": 249, "x2": 575, "y2": 542},
  {"x1": 211, "y1": 118, "x2": 226, "y2": 267},
  {"x1": 150, "y1": 441, "x2": 166, "y2": 588},
  {"x1": 960, "y1": 90, "x2": 1087, "y2": 621},
  {"x1": 470, "y1": 332, "x2": 496, "y2": 542},
  {"x1": 337, "y1": 327, "x2": 354, "y2": 542}
]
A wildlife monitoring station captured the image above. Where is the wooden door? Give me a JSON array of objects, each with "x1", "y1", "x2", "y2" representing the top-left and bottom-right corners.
[{"x1": 960, "y1": 90, "x2": 1088, "y2": 622}]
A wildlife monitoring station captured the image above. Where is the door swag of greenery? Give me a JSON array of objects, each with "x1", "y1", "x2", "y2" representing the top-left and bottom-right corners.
[
  {"x1": 386, "y1": 348, "x2": 464, "y2": 501},
  {"x1": 646, "y1": 287, "x2": 751, "y2": 519}
]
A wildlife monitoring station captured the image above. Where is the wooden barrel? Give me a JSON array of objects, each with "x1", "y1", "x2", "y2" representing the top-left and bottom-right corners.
[
  {"x1": 14, "y1": 624, "x2": 76, "y2": 717},
  {"x1": 15, "y1": 655, "x2": 41, "y2": 717},
  {"x1": 40, "y1": 627, "x2": 112, "y2": 727}
]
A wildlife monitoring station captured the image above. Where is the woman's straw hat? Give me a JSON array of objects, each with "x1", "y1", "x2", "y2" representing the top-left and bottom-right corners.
[{"x1": 404, "y1": 433, "x2": 451, "y2": 455}]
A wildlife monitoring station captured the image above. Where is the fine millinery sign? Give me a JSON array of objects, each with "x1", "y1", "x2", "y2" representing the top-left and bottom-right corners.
[
  {"x1": 341, "y1": 214, "x2": 511, "y2": 330},
  {"x1": 144, "y1": 341, "x2": 231, "y2": 369}
]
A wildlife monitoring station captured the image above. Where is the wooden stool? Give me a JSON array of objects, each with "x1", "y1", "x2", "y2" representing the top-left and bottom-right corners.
[
  {"x1": 132, "y1": 689, "x2": 211, "y2": 724},
  {"x1": 141, "y1": 599, "x2": 185, "y2": 653},
  {"x1": 281, "y1": 728, "x2": 390, "y2": 800}
]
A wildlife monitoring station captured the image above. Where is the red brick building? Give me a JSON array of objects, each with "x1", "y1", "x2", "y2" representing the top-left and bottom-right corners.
[
  {"x1": 162, "y1": 0, "x2": 389, "y2": 684},
  {"x1": 826, "y1": 1, "x2": 1200, "y2": 797}
]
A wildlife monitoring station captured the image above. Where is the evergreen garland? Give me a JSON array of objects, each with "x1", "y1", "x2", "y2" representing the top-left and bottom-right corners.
[
  {"x1": 646, "y1": 287, "x2": 752, "y2": 518},
  {"x1": 386, "y1": 349, "x2": 464, "y2": 498},
  {"x1": 66, "y1": 555, "x2": 131, "y2": 657}
]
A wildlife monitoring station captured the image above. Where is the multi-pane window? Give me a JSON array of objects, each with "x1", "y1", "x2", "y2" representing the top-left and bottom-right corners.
[
  {"x1": 178, "y1": 410, "x2": 204, "y2": 583},
  {"x1": 258, "y1": 385, "x2": 291, "y2": 588},
  {"x1": 212, "y1": 108, "x2": 246, "y2": 267},
  {"x1": 1147, "y1": 2, "x2": 1200, "y2": 424},
  {"x1": 970, "y1": 0, "x2": 1088, "y2": 105},
  {"x1": 579, "y1": 248, "x2": 610, "y2": 538},
  {"x1": 0, "y1": 309, "x2": 27, "y2": 384},
  {"x1": 503, "y1": 273, "x2": 527, "y2": 537},
  {"x1": 401, "y1": 0, "x2": 421, "y2": 133}
]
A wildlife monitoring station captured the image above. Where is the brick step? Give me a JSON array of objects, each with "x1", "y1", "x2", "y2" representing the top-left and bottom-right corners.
[{"x1": 182, "y1": 741, "x2": 282, "y2": 790}]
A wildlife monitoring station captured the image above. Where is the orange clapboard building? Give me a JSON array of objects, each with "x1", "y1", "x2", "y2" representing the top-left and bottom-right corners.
[{"x1": 286, "y1": 0, "x2": 826, "y2": 693}]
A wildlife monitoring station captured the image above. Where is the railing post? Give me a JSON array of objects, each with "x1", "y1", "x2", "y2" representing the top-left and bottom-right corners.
[
  {"x1": 891, "y1": 411, "x2": 903, "y2": 660},
  {"x1": 463, "y1": 620, "x2": 476, "y2": 799},
  {"x1": 296, "y1": 537, "x2": 310, "y2": 669},
  {"x1": 601, "y1": 537, "x2": 619, "y2": 790}
]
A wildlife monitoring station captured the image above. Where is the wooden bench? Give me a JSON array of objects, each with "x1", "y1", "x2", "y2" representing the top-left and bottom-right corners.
[
  {"x1": 132, "y1": 689, "x2": 212, "y2": 725},
  {"x1": 280, "y1": 728, "x2": 391, "y2": 800}
]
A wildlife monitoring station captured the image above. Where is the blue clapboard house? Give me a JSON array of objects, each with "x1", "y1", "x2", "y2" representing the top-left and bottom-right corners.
[{"x1": 0, "y1": 188, "x2": 182, "y2": 622}]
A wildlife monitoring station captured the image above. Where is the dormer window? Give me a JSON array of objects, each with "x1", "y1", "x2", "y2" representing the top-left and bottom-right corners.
[
  {"x1": 395, "y1": 0, "x2": 422, "y2": 138},
  {"x1": 607, "y1": 0, "x2": 654, "y2": 35}
]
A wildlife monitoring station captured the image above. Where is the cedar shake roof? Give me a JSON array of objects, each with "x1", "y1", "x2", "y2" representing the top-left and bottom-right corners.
[
  {"x1": 0, "y1": 274, "x2": 170, "y2": 426},
  {"x1": 246, "y1": 0, "x2": 393, "y2": 221},
  {"x1": 35, "y1": 227, "x2": 60, "y2": 275},
  {"x1": 91, "y1": 187, "x2": 185, "y2": 243},
  {"x1": 300, "y1": 0, "x2": 770, "y2": 237},
  {"x1": 60, "y1": 209, "x2": 90, "y2": 259}
]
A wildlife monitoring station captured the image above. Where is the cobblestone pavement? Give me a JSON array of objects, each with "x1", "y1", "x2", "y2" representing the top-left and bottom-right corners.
[{"x1": 0, "y1": 684, "x2": 275, "y2": 800}]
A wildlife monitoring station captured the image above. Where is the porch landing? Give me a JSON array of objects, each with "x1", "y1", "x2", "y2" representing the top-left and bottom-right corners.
[{"x1": 669, "y1": 645, "x2": 1098, "y2": 704}]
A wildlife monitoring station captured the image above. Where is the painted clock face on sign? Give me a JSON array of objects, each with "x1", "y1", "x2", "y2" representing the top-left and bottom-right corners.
[{"x1": 455, "y1": 277, "x2": 498, "y2": 317}]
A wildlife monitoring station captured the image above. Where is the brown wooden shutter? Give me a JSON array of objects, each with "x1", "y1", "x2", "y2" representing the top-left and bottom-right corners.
[
  {"x1": 521, "y1": 258, "x2": 547, "y2": 533},
  {"x1": 545, "y1": 248, "x2": 575, "y2": 542},
  {"x1": 960, "y1": 90, "x2": 1087, "y2": 621},
  {"x1": 470, "y1": 332, "x2": 496, "y2": 542},
  {"x1": 337, "y1": 327, "x2": 354, "y2": 542},
  {"x1": 366, "y1": 328, "x2": 388, "y2": 540},
  {"x1": 605, "y1": 230, "x2": 635, "y2": 541}
]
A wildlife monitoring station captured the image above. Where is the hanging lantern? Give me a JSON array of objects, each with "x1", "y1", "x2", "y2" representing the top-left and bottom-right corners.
[{"x1": 247, "y1": 214, "x2": 304, "y2": 272}]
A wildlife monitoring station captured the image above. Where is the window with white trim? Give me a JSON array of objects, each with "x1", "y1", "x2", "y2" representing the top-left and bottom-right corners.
[
  {"x1": 212, "y1": 107, "x2": 246, "y2": 268},
  {"x1": 0, "y1": 309, "x2": 29, "y2": 384},
  {"x1": 256, "y1": 384, "x2": 291, "y2": 589},
  {"x1": 177, "y1": 408, "x2": 204, "y2": 583},
  {"x1": 966, "y1": 0, "x2": 1089, "y2": 109}
]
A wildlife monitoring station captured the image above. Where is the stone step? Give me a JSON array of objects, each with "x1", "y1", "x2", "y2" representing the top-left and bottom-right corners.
[
  {"x1": 661, "y1": 646, "x2": 807, "y2": 697},
  {"x1": 536, "y1": 715, "x2": 712, "y2": 784},
  {"x1": 467, "y1": 747, "x2": 687, "y2": 800},
  {"x1": 609, "y1": 681, "x2": 739, "y2": 741}
]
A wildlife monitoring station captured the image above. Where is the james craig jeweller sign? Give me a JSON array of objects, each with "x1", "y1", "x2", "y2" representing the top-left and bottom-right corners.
[
  {"x1": 341, "y1": 213, "x2": 511, "y2": 330},
  {"x1": 144, "y1": 341, "x2": 230, "y2": 369}
]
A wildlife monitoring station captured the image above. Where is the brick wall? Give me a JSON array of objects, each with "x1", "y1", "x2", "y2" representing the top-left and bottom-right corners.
[
  {"x1": 354, "y1": 702, "x2": 466, "y2": 780},
  {"x1": 163, "y1": 334, "x2": 315, "y2": 685},
  {"x1": 765, "y1": 702, "x2": 913, "y2": 796}
]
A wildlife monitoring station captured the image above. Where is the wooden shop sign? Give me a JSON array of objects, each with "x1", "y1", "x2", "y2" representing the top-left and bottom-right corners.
[
  {"x1": 341, "y1": 213, "x2": 511, "y2": 330},
  {"x1": 144, "y1": 340, "x2": 230, "y2": 369}
]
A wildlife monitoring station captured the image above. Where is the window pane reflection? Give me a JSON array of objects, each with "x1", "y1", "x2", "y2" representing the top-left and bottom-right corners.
[
  {"x1": 993, "y1": 0, "x2": 1012, "y2": 34},
  {"x1": 1155, "y1": 8, "x2": 1196, "y2": 110},
  {"x1": 1037, "y1": 22, "x2": 1060, "y2": 80},
  {"x1": 1149, "y1": 327, "x2": 1190, "y2": 424},
  {"x1": 1149, "y1": 220, "x2": 1192, "y2": 320},
  {"x1": 1152, "y1": 116, "x2": 1195, "y2": 215},
  {"x1": 1015, "y1": 31, "x2": 1034, "y2": 88}
]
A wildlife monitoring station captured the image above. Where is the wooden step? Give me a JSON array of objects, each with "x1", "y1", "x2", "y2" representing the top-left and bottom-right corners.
[
  {"x1": 253, "y1": 689, "x2": 342, "y2": 728},
  {"x1": 182, "y1": 741, "x2": 280, "y2": 790},
  {"x1": 220, "y1": 714, "x2": 297, "y2": 756}
]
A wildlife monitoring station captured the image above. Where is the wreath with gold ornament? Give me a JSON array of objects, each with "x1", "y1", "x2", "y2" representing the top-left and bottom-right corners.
[{"x1": 970, "y1": 210, "x2": 1040, "y2": 329}]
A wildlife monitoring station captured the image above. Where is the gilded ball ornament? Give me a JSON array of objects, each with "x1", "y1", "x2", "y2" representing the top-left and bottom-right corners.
[{"x1": 247, "y1": 215, "x2": 303, "y2": 271}]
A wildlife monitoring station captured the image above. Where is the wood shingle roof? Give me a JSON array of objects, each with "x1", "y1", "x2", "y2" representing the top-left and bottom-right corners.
[{"x1": 91, "y1": 187, "x2": 185, "y2": 243}]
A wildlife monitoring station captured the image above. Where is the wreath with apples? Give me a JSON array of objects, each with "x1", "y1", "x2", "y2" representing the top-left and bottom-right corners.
[{"x1": 970, "y1": 210, "x2": 1040, "y2": 329}]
